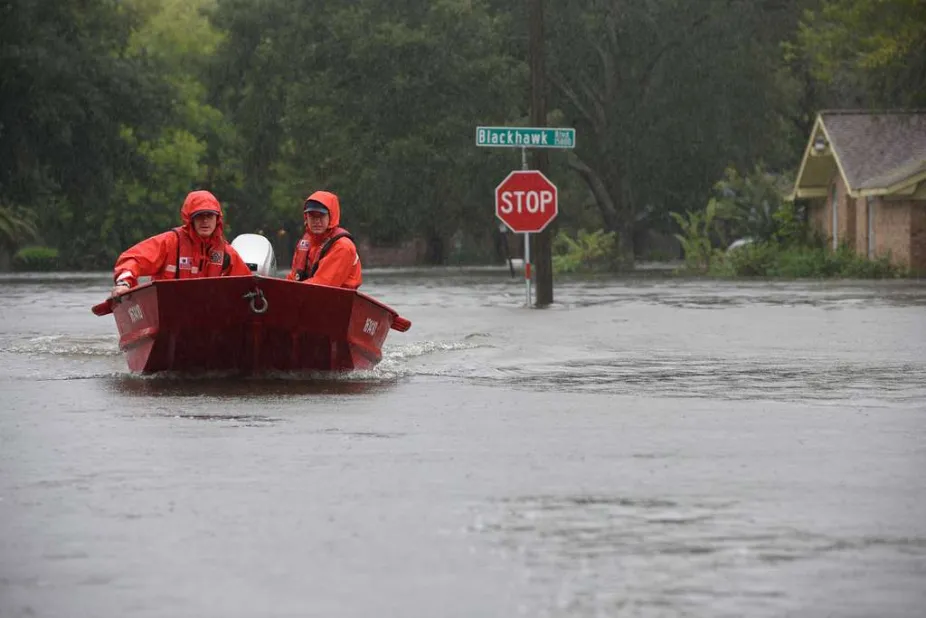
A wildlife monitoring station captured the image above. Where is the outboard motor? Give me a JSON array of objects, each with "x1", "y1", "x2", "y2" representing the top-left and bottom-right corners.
[{"x1": 230, "y1": 233, "x2": 277, "y2": 276}]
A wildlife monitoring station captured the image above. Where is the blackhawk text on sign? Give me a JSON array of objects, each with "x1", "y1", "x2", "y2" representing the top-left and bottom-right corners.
[{"x1": 476, "y1": 127, "x2": 576, "y2": 149}]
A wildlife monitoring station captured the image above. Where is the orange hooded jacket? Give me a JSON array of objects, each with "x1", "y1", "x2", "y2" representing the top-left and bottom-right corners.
[
  {"x1": 286, "y1": 191, "x2": 362, "y2": 289},
  {"x1": 113, "y1": 190, "x2": 251, "y2": 288}
]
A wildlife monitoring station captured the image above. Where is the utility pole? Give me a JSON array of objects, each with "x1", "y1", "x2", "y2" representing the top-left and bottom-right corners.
[{"x1": 528, "y1": 0, "x2": 553, "y2": 307}]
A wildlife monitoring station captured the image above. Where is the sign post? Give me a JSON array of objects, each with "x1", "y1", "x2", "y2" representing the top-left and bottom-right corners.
[
  {"x1": 477, "y1": 125, "x2": 574, "y2": 307},
  {"x1": 495, "y1": 170, "x2": 558, "y2": 306}
]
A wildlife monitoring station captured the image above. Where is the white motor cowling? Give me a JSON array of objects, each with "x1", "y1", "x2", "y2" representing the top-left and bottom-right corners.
[{"x1": 231, "y1": 233, "x2": 277, "y2": 276}]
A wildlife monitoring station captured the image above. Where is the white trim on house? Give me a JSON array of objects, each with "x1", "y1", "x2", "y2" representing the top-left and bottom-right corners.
[
  {"x1": 794, "y1": 188, "x2": 829, "y2": 198},
  {"x1": 789, "y1": 117, "x2": 856, "y2": 201},
  {"x1": 856, "y1": 171, "x2": 926, "y2": 197},
  {"x1": 789, "y1": 112, "x2": 926, "y2": 200}
]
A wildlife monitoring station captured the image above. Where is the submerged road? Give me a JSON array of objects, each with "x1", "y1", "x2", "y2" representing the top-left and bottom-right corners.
[{"x1": 1, "y1": 271, "x2": 924, "y2": 617}]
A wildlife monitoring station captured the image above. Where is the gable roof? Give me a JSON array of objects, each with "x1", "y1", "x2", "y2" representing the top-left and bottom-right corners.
[{"x1": 790, "y1": 110, "x2": 926, "y2": 199}]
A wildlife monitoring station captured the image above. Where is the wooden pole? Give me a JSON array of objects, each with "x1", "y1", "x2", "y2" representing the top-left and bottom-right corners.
[{"x1": 528, "y1": 0, "x2": 553, "y2": 307}]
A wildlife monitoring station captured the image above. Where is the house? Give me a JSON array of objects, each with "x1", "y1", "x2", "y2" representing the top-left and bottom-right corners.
[{"x1": 789, "y1": 110, "x2": 926, "y2": 273}]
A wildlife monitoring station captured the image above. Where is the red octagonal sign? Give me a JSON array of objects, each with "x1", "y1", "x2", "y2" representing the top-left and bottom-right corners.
[{"x1": 495, "y1": 170, "x2": 558, "y2": 233}]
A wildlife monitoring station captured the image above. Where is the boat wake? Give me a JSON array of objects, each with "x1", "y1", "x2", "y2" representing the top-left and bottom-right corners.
[
  {"x1": 382, "y1": 339, "x2": 483, "y2": 362},
  {"x1": 101, "y1": 371, "x2": 402, "y2": 397},
  {"x1": 0, "y1": 334, "x2": 121, "y2": 357},
  {"x1": 1, "y1": 334, "x2": 491, "y2": 386}
]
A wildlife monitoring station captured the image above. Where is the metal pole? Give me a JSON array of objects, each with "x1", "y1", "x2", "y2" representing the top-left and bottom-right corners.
[
  {"x1": 520, "y1": 146, "x2": 532, "y2": 307},
  {"x1": 524, "y1": 232, "x2": 532, "y2": 307}
]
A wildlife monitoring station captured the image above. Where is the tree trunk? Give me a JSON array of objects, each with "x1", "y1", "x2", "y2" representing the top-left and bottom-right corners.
[
  {"x1": 567, "y1": 153, "x2": 635, "y2": 266},
  {"x1": 424, "y1": 233, "x2": 445, "y2": 264}
]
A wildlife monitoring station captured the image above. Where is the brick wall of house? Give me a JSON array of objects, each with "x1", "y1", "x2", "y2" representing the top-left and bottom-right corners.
[
  {"x1": 909, "y1": 203, "x2": 926, "y2": 273},
  {"x1": 817, "y1": 174, "x2": 926, "y2": 271},
  {"x1": 829, "y1": 176, "x2": 855, "y2": 248},
  {"x1": 854, "y1": 197, "x2": 871, "y2": 257},
  {"x1": 807, "y1": 198, "x2": 826, "y2": 232},
  {"x1": 874, "y1": 198, "x2": 911, "y2": 266},
  {"x1": 846, "y1": 195, "x2": 857, "y2": 250}
]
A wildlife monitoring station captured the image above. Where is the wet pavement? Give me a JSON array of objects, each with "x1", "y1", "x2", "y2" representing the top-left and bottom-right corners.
[{"x1": 1, "y1": 270, "x2": 924, "y2": 617}]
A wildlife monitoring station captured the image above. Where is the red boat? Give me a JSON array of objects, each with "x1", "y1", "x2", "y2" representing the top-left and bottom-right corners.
[{"x1": 91, "y1": 276, "x2": 411, "y2": 374}]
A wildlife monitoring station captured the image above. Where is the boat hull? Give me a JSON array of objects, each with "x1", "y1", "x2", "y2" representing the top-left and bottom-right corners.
[{"x1": 106, "y1": 276, "x2": 402, "y2": 374}]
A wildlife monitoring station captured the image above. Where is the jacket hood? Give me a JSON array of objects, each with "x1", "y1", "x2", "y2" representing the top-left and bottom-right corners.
[
  {"x1": 303, "y1": 190, "x2": 341, "y2": 233},
  {"x1": 180, "y1": 190, "x2": 225, "y2": 241}
]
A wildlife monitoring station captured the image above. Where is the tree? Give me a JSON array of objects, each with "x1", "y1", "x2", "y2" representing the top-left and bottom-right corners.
[
  {"x1": 0, "y1": 0, "x2": 173, "y2": 266},
  {"x1": 795, "y1": 0, "x2": 926, "y2": 107},
  {"x1": 540, "y1": 0, "x2": 803, "y2": 263},
  {"x1": 208, "y1": 0, "x2": 525, "y2": 261},
  {"x1": 104, "y1": 0, "x2": 233, "y2": 256}
]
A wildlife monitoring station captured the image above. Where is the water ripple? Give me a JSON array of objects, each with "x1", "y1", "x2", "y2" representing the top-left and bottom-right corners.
[
  {"x1": 473, "y1": 494, "x2": 926, "y2": 617},
  {"x1": 472, "y1": 356, "x2": 926, "y2": 402}
]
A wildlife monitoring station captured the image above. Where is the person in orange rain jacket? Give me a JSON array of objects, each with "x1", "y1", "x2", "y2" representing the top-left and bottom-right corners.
[
  {"x1": 111, "y1": 190, "x2": 251, "y2": 296},
  {"x1": 285, "y1": 190, "x2": 362, "y2": 289}
]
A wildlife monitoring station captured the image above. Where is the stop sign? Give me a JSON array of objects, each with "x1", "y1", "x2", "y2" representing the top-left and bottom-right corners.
[{"x1": 495, "y1": 170, "x2": 558, "y2": 233}]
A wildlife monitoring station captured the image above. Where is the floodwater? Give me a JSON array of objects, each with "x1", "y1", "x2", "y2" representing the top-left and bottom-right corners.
[{"x1": 1, "y1": 269, "x2": 924, "y2": 618}]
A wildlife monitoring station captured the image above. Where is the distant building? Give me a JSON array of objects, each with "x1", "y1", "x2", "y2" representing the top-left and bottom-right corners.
[{"x1": 789, "y1": 110, "x2": 926, "y2": 273}]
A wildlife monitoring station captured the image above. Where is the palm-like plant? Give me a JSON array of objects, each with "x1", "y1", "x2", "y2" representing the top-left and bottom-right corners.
[
  {"x1": 0, "y1": 205, "x2": 39, "y2": 250},
  {"x1": 671, "y1": 198, "x2": 722, "y2": 273},
  {"x1": 553, "y1": 229, "x2": 619, "y2": 273}
]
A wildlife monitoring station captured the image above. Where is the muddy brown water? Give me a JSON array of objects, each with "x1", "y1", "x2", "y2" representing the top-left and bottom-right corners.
[{"x1": 1, "y1": 270, "x2": 924, "y2": 617}]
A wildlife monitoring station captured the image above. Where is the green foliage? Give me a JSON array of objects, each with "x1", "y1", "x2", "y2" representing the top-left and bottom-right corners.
[
  {"x1": 673, "y1": 165, "x2": 820, "y2": 274},
  {"x1": 208, "y1": 0, "x2": 525, "y2": 259},
  {"x1": 670, "y1": 199, "x2": 724, "y2": 273},
  {"x1": 710, "y1": 165, "x2": 796, "y2": 243},
  {"x1": 690, "y1": 165, "x2": 903, "y2": 279},
  {"x1": 715, "y1": 242, "x2": 906, "y2": 279},
  {"x1": 0, "y1": 205, "x2": 38, "y2": 250},
  {"x1": 2, "y1": 0, "x2": 922, "y2": 269},
  {"x1": 795, "y1": 0, "x2": 926, "y2": 106},
  {"x1": 105, "y1": 125, "x2": 207, "y2": 257},
  {"x1": 103, "y1": 0, "x2": 230, "y2": 256},
  {"x1": 0, "y1": 0, "x2": 176, "y2": 267},
  {"x1": 771, "y1": 199, "x2": 819, "y2": 248},
  {"x1": 552, "y1": 229, "x2": 619, "y2": 274},
  {"x1": 544, "y1": 0, "x2": 803, "y2": 253},
  {"x1": 13, "y1": 246, "x2": 60, "y2": 272}
]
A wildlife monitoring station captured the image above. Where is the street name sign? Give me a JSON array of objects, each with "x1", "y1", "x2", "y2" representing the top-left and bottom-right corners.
[{"x1": 476, "y1": 126, "x2": 576, "y2": 149}]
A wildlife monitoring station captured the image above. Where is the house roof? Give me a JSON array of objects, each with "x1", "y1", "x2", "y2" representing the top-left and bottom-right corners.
[{"x1": 790, "y1": 110, "x2": 926, "y2": 199}]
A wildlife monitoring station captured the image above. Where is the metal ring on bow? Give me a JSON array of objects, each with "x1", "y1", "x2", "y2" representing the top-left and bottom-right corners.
[{"x1": 242, "y1": 288, "x2": 269, "y2": 314}]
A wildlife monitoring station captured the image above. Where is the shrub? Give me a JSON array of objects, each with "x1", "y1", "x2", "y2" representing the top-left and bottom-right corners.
[
  {"x1": 0, "y1": 205, "x2": 38, "y2": 251},
  {"x1": 13, "y1": 246, "x2": 60, "y2": 271},
  {"x1": 671, "y1": 198, "x2": 725, "y2": 273},
  {"x1": 716, "y1": 241, "x2": 778, "y2": 276},
  {"x1": 718, "y1": 242, "x2": 906, "y2": 279},
  {"x1": 552, "y1": 228, "x2": 619, "y2": 274}
]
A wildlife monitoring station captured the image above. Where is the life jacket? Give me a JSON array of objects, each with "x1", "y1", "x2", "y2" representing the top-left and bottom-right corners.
[
  {"x1": 156, "y1": 228, "x2": 233, "y2": 280},
  {"x1": 294, "y1": 227, "x2": 355, "y2": 282}
]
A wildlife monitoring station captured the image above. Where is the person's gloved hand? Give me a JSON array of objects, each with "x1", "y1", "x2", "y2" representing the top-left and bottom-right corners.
[{"x1": 111, "y1": 280, "x2": 132, "y2": 297}]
